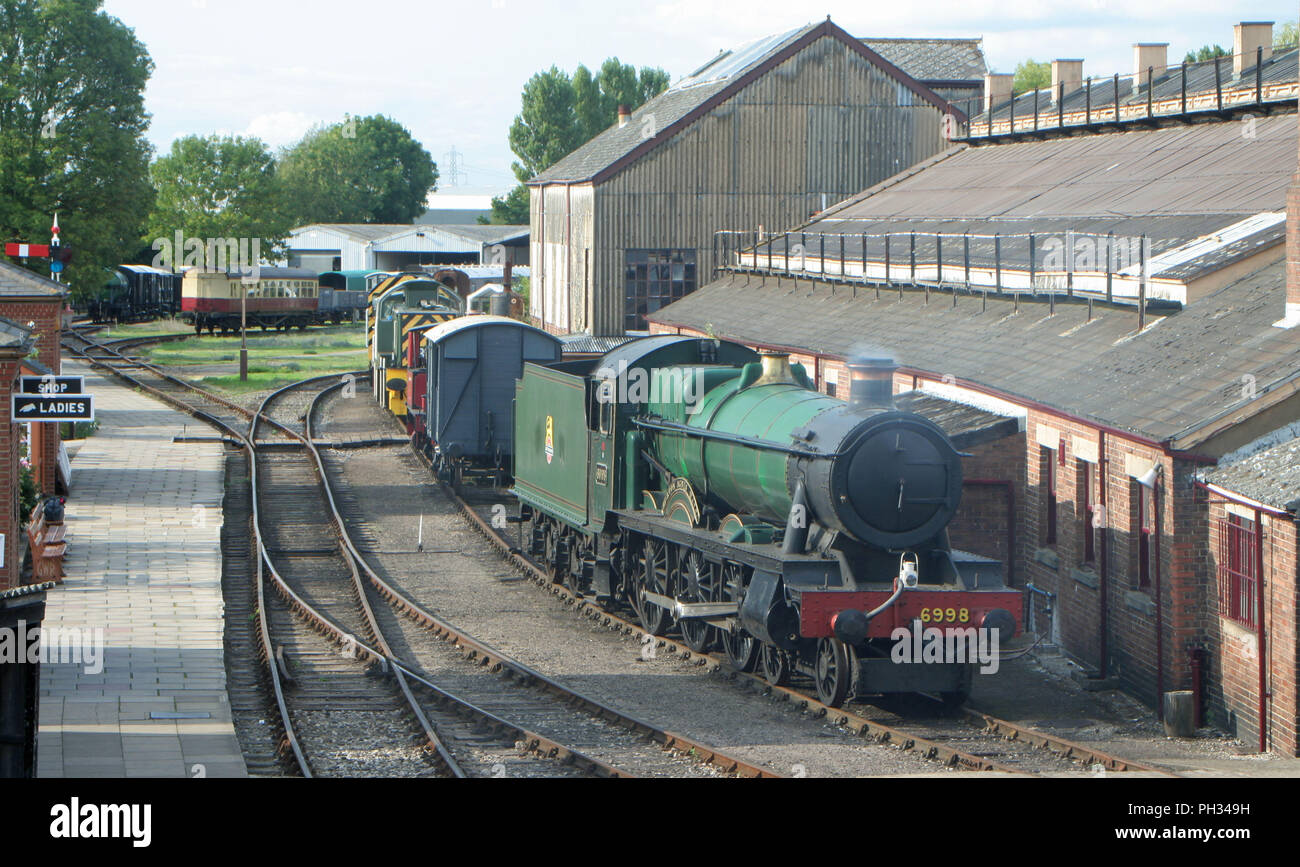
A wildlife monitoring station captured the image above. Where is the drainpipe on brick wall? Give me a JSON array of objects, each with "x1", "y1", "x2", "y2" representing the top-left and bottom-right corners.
[
  {"x1": 1255, "y1": 505, "x2": 1267, "y2": 753},
  {"x1": 963, "y1": 479, "x2": 1016, "y2": 585},
  {"x1": 1155, "y1": 478, "x2": 1164, "y2": 720},
  {"x1": 1098, "y1": 430, "x2": 1109, "y2": 676}
]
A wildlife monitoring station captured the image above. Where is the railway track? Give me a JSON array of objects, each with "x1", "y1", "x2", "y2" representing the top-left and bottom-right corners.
[
  {"x1": 67, "y1": 328, "x2": 767, "y2": 777},
  {"x1": 304, "y1": 382, "x2": 780, "y2": 778},
  {"x1": 449, "y1": 482, "x2": 1177, "y2": 777}
]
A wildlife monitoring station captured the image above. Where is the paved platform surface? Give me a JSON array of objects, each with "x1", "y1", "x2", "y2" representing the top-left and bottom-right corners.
[{"x1": 37, "y1": 361, "x2": 248, "y2": 778}]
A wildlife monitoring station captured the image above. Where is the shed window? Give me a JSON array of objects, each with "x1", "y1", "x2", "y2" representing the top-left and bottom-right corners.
[
  {"x1": 625, "y1": 249, "x2": 696, "y2": 332},
  {"x1": 1077, "y1": 460, "x2": 1096, "y2": 564},
  {"x1": 1040, "y1": 447, "x2": 1057, "y2": 546},
  {"x1": 1134, "y1": 481, "x2": 1154, "y2": 589},
  {"x1": 1216, "y1": 514, "x2": 1258, "y2": 630}
]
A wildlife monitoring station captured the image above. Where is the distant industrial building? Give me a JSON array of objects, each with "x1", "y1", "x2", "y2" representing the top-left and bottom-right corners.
[
  {"x1": 285, "y1": 223, "x2": 528, "y2": 273},
  {"x1": 417, "y1": 193, "x2": 497, "y2": 226},
  {"x1": 649, "y1": 20, "x2": 1300, "y2": 754},
  {"x1": 528, "y1": 18, "x2": 974, "y2": 336}
]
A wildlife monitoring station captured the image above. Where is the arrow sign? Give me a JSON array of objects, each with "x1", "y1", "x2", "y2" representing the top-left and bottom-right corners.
[
  {"x1": 12, "y1": 393, "x2": 94, "y2": 422},
  {"x1": 5, "y1": 243, "x2": 50, "y2": 258},
  {"x1": 20, "y1": 375, "x2": 83, "y2": 395}
]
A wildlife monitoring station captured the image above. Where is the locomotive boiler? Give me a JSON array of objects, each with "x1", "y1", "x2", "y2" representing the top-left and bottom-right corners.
[{"x1": 512, "y1": 336, "x2": 1022, "y2": 707}]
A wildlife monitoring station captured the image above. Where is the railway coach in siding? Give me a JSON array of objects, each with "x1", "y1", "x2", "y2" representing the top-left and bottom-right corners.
[{"x1": 181, "y1": 267, "x2": 320, "y2": 334}]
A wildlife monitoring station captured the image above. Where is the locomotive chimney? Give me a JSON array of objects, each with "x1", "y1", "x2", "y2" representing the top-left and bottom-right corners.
[
  {"x1": 847, "y1": 357, "x2": 897, "y2": 408},
  {"x1": 753, "y1": 351, "x2": 797, "y2": 386}
]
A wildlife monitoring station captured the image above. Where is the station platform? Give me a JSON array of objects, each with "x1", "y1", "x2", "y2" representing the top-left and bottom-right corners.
[{"x1": 36, "y1": 361, "x2": 248, "y2": 778}]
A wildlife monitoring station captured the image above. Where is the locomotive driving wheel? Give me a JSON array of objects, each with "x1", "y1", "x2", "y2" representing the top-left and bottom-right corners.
[
  {"x1": 814, "y1": 638, "x2": 853, "y2": 708},
  {"x1": 724, "y1": 628, "x2": 758, "y2": 672},
  {"x1": 760, "y1": 643, "x2": 790, "y2": 687},
  {"x1": 634, "y1": 538, "x2": 672, "y2": 636},
  {"x1": 565, "y1": 537, "x2": 589, "y2": 596},
  {"x1": 720, "y1": 562, "x2": 757, "y2": 671},
  {"x1": 678, "y1": 550, "x2": 717, "y2": 653},
  {"x1": 542, "y1": 521, "x2": 561, "y2": 582}
]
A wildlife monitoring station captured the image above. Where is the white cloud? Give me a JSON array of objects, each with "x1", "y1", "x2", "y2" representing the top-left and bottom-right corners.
[{"x1": 243, "y1": 112, "x2": 317, "y2": 149}]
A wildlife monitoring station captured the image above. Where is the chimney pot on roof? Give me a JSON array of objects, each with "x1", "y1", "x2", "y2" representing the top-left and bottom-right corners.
[
  {"x1": 1051, "y1": 59, "x2": 1084, "y2": 101},
  {"x1": 1131, "y1": 43, "x2": 1168, "y2": 91},
  {"x1": 983, "y1": 72, "x2": 1014, "y2": 115},
  {"x1": 617, "y1": 104, "x2": 631, "y2": 128},
  {"x1": 1234, "y1": 22, "x2": 1273, "y2": 76}
]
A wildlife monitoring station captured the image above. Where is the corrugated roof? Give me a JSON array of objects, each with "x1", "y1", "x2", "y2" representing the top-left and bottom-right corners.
[
  {"x1": 782, "y1": 115, "x2": 1296, "y2": 285},
  {"x1": 648, "y1": 259, "x2": 1298, "y2": 445},
  {"x1": 560, "y1": 334, "x2": 640, "y2": 354},
  {"x1": 860, "y1": 38, "x2": 987, "y2": 82},
  {"x1": 0, "y1": 260, "x2": 67, "y2": 298},
  {"x1": 1202, "y1": 432, "x2": 1300, "y2": 512},
  {"x1": 893, "y1": 391, "x2": 1020, "y2": 449},
  {"x1": 533, "y1": 20, "x2": 953, "y2": 185},
  {"x1": 817, "y1": 115, "x2": 1295, "y2": 224}
]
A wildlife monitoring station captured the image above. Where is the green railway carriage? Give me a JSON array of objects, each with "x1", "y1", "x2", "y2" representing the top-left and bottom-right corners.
[{"x1": 511, "y1": 335, "x2": 1023, "y2": 708}]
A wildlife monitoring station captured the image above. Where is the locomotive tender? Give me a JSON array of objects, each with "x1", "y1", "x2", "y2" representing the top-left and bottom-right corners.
[{"x1": 512, "y1": 336, "x2": 1022, "y2": 707}]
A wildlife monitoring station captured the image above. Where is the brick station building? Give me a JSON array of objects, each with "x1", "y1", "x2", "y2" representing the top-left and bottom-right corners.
[
  {"x1": 0, "y1": 261, "x2": 67, "y2": 498},
  {"x1": 647, "y1": 60, "x2": 1300, "y2": 751},
  {"x1": 0, "y1": 317, "x2": 36, "y2": 590}
]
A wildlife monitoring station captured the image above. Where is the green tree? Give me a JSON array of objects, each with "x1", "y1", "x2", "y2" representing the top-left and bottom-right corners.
[
  {"x1": 145, "y1": 134, "x2": 290, "y2": 267},
  {"x1": 1275, "y1": 21, "x2": 1298, "y2": 49},
  {"x1": 489, "y1": 59, "x2": 669, "y2": 225},
  {"x1": 1183, "y1": 45, "x2": 1228, "y2": 63},
  {"x1": 278, "y1": 114, "x2": 438, "y2": 226},
  {"x1": 1012, "y1": 59, "x2": 1051, "y2": 95},
  {"x1": 0, "y1": 0, "x2": 155, "y2": 301}
]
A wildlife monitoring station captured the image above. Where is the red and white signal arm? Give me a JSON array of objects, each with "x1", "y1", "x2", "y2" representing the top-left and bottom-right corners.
[{"x1": 5, "y1": 243, "x2": 51, "y2": 258}]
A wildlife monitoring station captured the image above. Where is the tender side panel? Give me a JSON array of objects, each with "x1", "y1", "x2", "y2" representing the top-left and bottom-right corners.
[{"x1": 513, "y1": 364, "x2": 591, "y2": 529}]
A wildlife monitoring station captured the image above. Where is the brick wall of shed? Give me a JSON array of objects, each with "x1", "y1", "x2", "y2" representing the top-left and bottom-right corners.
[
  {"x1": 0, "y1": 299, "x2": 62, "y2": 495},
  {"x1": 1017, "y1": 412, "x2": 1206, "y2": 706},
  {"x1": 1204, "y1": 501, "x2": 1299, "y2": 755},
  {"x1": 947, "y1": 433, "x2": 1026, "y2": 583}
]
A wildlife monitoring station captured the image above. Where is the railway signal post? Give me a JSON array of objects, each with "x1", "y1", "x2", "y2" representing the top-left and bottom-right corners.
[{"x1": 240, "y1": 275, "x2": 248, "y2": 381}]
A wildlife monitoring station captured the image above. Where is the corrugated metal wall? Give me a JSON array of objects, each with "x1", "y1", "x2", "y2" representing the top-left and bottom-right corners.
[
  {"x1": 539, "y1": 34, "x2": 952, "y2": 336},
  {"x1": 531, "y1": 183, "x2": 594, "y2": 331}
]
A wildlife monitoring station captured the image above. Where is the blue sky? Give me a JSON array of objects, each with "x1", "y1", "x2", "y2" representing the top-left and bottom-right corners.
[{"x1": 102, "y1": 0, "x2": 1299, "y2": 195}]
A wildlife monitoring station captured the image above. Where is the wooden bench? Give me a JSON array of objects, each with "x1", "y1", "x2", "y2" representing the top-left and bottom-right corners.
[{"x1": 26, "y1": 509, "x2": 66, "y2": 583}]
